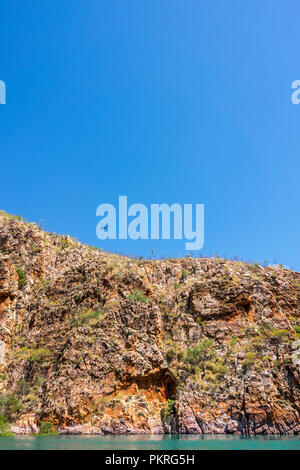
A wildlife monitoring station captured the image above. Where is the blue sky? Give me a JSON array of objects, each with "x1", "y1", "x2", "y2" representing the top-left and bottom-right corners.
[{"x1": 1, "y1": 1, "x2": 299, "y2": 268}]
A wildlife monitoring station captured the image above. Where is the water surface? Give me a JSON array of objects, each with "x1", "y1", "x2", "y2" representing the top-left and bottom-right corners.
[{"x1": 0, "y1": 434, "x2": 299, "y2": 450}]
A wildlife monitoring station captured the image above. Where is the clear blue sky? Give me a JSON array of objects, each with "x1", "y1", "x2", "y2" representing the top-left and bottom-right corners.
[{"x1": 1, "y1": 1, "x2": 299, "y2": 268}]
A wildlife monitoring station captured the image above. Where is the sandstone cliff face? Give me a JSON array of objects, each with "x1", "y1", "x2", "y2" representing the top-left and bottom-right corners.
[{"x1": 0, "y1": 211, "x2": 299, "y2": 435}]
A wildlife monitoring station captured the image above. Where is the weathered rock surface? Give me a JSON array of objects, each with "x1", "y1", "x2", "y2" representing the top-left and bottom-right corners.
[{"x1": 0, "y1": 211, "x2": 299, "y2": 435}]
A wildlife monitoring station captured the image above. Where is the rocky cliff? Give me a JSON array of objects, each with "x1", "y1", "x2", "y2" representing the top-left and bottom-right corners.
[{"x1": 0, "y1": 211, "x2": 299, "y2": 435}]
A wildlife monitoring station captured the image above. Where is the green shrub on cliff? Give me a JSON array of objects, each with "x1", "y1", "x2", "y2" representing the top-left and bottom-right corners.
[
  {"x1": 164, "y1": 340, "x2": 185, "y2": 364},
  {"x1": 15, "y1": 266, "x2": 26, "y2": 288},
  {"x1": 166, "y1": 348, "x2": 176, "y2": 362},
  {"x1": 293, "y1": 281, "x2": 300, "y2": 292},
  {"x1": 206, "y1": 358, "x2": 227, "y2": 379},
  {"x1": 161, "y1": 399, "x2": 175, "y2": 420},
  {"x1": 31, "y1": 245, "x2": 41, "y2": 255},
  {"x1": 38, "y1": 421, "x2": 58, "y2": 436},
  {"x1": 224, "y1": 336, "x2": 239, "y2": 357},
  {"x1": 0, "y1": 393, "x2": 23, "y2": 421},
  {"x1": 181, "y1": 268, "x2": 188, "y2": 280},
  {"x1": 0, "y1": 416, "x2": 14, "y2": 436},
  {"x1": 242, "y1": 352, "x2": 257, "y2": 369},
  {"x1": 185, "y1": 339, "x2": 214, "y2": 366},
  {"x1": 17, "y1": 378, "x2": 30, "y2": 396},
  {"x1": 127, "y1": 290, "x2": 150, "y2": 303},
  {"x1": 17, "y1": 346, "x2": 51, "y2": 363},
  {"x1": 269, "y1": 328, "x2": 289, "y2": 340},
  {"x1": 75, "y1": 308, "x2": 105, "y2": 327},
  {"x1": 0, "y1": 211, "x2": 23, "y2": 222}
]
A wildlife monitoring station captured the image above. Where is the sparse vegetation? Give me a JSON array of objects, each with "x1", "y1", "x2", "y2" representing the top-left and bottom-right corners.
[
  {"x1": 181, "y1": 268, "x2": 188, "y2": 280},
  {"x1": 38, "y1": 421, "x2": 58, "y2": 436},
  {"x1": 127, "y1": 290, "x2": 150, "y2": 303},
  {"x1": 0, "y1": 393, "x2": 23, "y2": 421},
  {"x1": 205, "y1": 357, "x2": 227, "y2": 380},
  {"x1": 185, "y1": 339, "x2": 214, "y2": 366},
  {"x1": 31, "y1": 245, "x2": 41, "y2": 255},
  {"x1": 161, "y1": 399, "x2": 175, "y2": 420},
  {"x1": 74, "y1": 308, "x2": 105, "y2": 327},
  {"x1": 17, "y1": 346, "x2": 51, "y2": 363},
  {"x1": 269, "y1": 328, "x2": 290, "y2": 340},
  {"x1": 242, "y1": 352, "x2": 257, "y2": 368},
  {"x1": 0, "y1": 211, "x2": 23, "y2": 222},
  {"x1": 165, "y1": 341, "x2": 185, "y2": 363},
  {"x1": 0, "y1": 416, "x2": 14, "y2": 436},
  {"x1": 15, "y1": 266, "x2": 26, "y2": 288}
]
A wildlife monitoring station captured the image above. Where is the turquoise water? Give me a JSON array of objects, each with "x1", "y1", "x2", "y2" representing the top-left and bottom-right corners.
[{"x1": 0, "y1": 434, "x2": 299, "y2": 450}]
